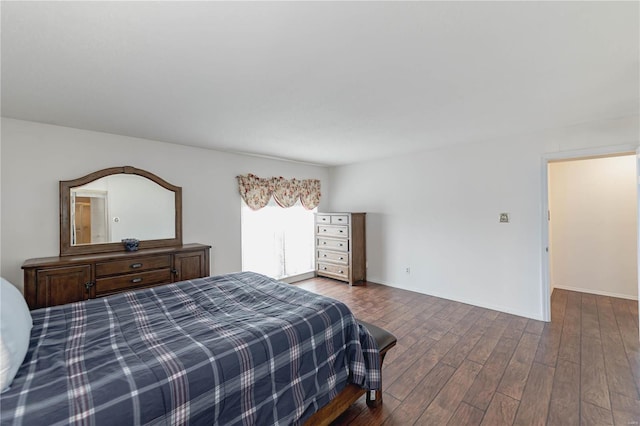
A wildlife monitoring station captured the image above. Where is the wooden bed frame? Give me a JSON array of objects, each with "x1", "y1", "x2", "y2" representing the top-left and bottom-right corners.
[{"x1": 305, "y1": 321, "x2": 397, "y2": 426}]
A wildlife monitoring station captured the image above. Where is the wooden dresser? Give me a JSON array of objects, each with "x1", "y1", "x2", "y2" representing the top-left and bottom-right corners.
[
  {"x1": 315, "y1": 212, "x2": 366, "y2": 285},
  {"x1": 22, "y1": 243, "x2": 210, "y2": 309}
]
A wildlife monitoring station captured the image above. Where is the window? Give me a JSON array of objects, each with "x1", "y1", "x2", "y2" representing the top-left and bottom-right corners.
[{"x1": 241, "y1": 198, "x2": 316, "y2": 280}]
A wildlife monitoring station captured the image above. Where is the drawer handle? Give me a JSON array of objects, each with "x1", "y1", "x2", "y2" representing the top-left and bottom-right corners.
[
  {"x1": 323, "y1": 254, "x2": 327, "y2": 257},
  {"x1": 339, "y1": 230, "x2": 344, "y2": 233},
  {"x1": 323, "y1": 242, "x2": 327, "y2": 245},
  {"x1": 322, "y1": 267, "x2": 327, "y2": 270},
  {"x1": 323, "y1": 229, "x2": 327, "y2": 232},
  {"x1": 131, "y1": 278, "x2": 143, "y2": 283},
  {"x1": 339, "y1": 243, "x2": 343, "y2": 247},
  {"x1": 338, "y1": 270, "x2": 343, "y2": 274},
  {"x1": 339, "y1": 257, "x2": 344, "y2": 260},
  {"x1": 338, "y1": 218, "x2": 343, "y2": 221},
  {"x1": 130, "y1": 263, "x2": 143, "y2": 269}
]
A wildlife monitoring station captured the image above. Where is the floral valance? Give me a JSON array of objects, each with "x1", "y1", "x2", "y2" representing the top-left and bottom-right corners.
[{"x1": 237, "y1": 174, "x2": 321, "y2": 210}]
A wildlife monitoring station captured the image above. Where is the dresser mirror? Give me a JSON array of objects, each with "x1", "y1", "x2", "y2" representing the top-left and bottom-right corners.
[{"x1": 60, "y1": 166, "x2": 182, "y2": 256}]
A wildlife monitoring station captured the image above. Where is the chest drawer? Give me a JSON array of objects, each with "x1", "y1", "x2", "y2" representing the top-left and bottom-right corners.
[
  {"x1": 316, "y1": 225, "x2": 348, "y2": 238},
  {"x1": 317, "y1": 237, "x2": 349, "y2": 252},
  {"x1": 317, "y1": 250, "x2": 348, "y2": 264},
  {"x1": 316, "y1": 214, "x2": 331, "y2": 224},
  {"x1": 317, "y1": 262, "x2": 349, "y2": 279},
  {"x1": 95, "y1": 255, "x2": 171, "y2": 277},
  {"x1": 330, "y1": 215, "x2": 349, "y2": 225},
  {"x1": 95, "y1": 269, "x2": 172, "y2": 296}
]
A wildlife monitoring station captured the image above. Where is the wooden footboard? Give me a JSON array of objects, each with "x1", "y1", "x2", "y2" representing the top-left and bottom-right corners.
[{"x1": 304, "y1": 321, "x2": 397, "y2": 426}]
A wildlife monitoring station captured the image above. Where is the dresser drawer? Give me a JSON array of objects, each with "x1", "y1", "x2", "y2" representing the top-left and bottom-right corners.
[
  {"x1": 95, "y1": 255, "x2": 171, "y2": 277},
  {"x1": 316, "y1": 214, "x2": 332, "y2": 224},
  {"x1": 330, "y1": 215, "x2": 349, "y2": 225},
  {"x1": 316, "y1": 225, "x2": 348, "y2": 238},
  {"x1": 317, "y1": 263, "x2": 349, "y2": 279},
  {"x1": 317, "y1": 250, "x2": 348, "y2": 265},
  {"x1": 317, "y1": 238, "x2": 349, "y2": 252},
  {"x1": 95, "y1": 269, "x2": 172, "y2": 296}
]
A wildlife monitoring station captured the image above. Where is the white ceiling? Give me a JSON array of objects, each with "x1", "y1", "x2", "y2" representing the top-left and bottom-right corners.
[{"x1": 2, "y1": 1, "x2": 638, "y2": 166}]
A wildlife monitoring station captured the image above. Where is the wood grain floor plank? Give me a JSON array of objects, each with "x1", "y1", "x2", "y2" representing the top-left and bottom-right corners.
[
  {"x1": 547, "y1": 359, "x2": 580, "y2": 426},
  {"x1": 449, "y1": 307, "x2": 484, "y2": 337},
  {"x1": 480, "y1": 392, "x2": 520, "y2": 426},
  {"x1": 446, "y1": 402, "x2": 485, "y2": 426},
  {"x1": 441, "y1": 321, "x2": 488, "y2": 368},
  {"x1": 463, "y1": 336, "x2": 519, "y2": 410},
  {"x1": 346, "y1": 392, "x2": 401, "y2": 426},
  {"x1": 580, "y1": 334, "x2": 611, "y2": 411},
  {"x1": 580, "y1": 400, "x2": 614, "y2": 426},
  {"x1": 558, "y1": 290, "x2": 582, "y2": 365},
  {"x1": 609, "y1": 391, "x2": 640, "y2": 426},
  {"x1": 610, "y1": 296, "x2": 640, "y2": 396},
  {"x1": 496, "y1": 332, "x2": 542, "y2": 401},
  {"x1": 385, "y1": 332, "x2": 460, "y2": 401},
  {"x1": 596, "y1": 295, "x2": 640, "y2": 401},
  {"x1": 533, "y1": 321, "x2": 563, "y2": 367},
  {"x1": 381, "y1": 335, "x2": 435, "y2": 387},
  {"x1": 415, "y1": 359, "x2": 483, "y2": 425},
  {"x1": 524, "y1": 319, "x2": 545, "y2": 336},
  {"x1": 466, "y1": 319, "x2": 510, "y2": 365},
  {"x1": 513, "y1": 362, "x2": 555, "y2": 426},
  {"x1": 381, "y1": 363, "x2": 455, "y2": 425},
  {"x1": 501, "y1": 316, "x2": 529, "y2": 341}
]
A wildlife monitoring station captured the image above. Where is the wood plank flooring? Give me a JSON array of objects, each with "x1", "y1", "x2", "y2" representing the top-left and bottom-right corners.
[{"x1": 294, "y1": 278, "x2": 640, "y2": 425}]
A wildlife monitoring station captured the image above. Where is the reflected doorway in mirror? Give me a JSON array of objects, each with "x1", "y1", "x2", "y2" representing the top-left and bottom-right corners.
[{"x1": 71, "y1": 189, "x2": 109, "y2": 245}]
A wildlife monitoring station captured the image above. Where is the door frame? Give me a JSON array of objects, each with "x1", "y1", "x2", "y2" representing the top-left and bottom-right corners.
[{"x1": 540, "y1": 143, "x2": 639, "y2": 323}]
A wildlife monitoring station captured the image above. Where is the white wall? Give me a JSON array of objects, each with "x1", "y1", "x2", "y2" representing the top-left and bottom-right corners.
[
  {"x1": 0, "y1": 118, "x2": 330, "y2": 291},
  {"x1": 328, "y1": 115, "x2": 639, "y2": 320},
  {"x1": 549, "y1": 155, "x2": 637, "y2": 299}
]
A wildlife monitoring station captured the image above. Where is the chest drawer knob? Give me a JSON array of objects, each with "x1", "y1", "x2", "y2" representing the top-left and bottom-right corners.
[
  {"x1": 339, "y1": 257, "x2": 344, "y2": 260},
  {"x1": 130, "y1": 263, "x2": 143, "y2": 269},
  {"x1": 131, "y1": 278, "x2": 143, "y2": 283}
]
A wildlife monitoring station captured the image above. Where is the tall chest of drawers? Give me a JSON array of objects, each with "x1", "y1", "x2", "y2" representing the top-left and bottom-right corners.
[{"x1": 315, "y1": 212, "x2": 366, "y2": 285}]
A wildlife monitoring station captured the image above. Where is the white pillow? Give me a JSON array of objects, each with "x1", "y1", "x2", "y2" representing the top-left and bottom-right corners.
[{"x1": 0, "y1": 277, "x2": 33, "y2": 392}]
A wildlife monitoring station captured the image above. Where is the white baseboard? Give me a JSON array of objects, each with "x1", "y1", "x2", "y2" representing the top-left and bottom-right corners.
[
  {"x1": 365, "y1": 276, "x2": 544, "y2": 321},
  {"x1": 281, "y1": 271, "x2": 316, "y2": 284},
  {"x1": 552, "y1": 284, "x2": 638, "y2": 301}
]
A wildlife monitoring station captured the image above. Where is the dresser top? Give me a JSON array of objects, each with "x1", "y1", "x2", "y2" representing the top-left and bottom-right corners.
[
  {"x1": 315, "y1": 212, "x2": 366, "y2": 215},
  {"x1": 22, "y1": 243, "x2": 211, "y2": 269}
]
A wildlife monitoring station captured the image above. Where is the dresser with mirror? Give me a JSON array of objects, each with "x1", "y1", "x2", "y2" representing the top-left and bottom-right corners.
[{"x1": 22, "y1": 166, "x2": 211, "y2": 309}]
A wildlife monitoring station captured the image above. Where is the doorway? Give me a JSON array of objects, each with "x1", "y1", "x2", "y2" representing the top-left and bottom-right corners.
[{"x1": 541, "y1": 145, "x2": 639, "y2": 339}]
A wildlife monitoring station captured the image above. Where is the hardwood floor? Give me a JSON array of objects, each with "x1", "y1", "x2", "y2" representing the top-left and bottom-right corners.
[{"x1": 294, "y1": 278, "x2": 640, "y2": 425}]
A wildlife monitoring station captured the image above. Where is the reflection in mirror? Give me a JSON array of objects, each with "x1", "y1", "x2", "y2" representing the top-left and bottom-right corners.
[{"x1": 70, "y1": 175, "x2": 176, "y2": 246}]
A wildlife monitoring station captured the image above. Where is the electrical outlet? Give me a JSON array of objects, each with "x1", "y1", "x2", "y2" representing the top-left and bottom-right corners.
[
  {"x1": 405, "y1": 267, "x2": 411, "y2": 274},
  {"x1": 499, "y1": 213, "x2": 510, "y2": 223}
]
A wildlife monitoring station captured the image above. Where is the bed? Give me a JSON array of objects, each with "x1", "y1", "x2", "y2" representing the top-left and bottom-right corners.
[{"x1": 0, "y1": 272, "x2": 382, "y2": 425}]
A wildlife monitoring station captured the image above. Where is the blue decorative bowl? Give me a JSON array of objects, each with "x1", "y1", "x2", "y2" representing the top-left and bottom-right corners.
[{"x1": 122, "y1": 238, "x2": 140, "y2": 252}]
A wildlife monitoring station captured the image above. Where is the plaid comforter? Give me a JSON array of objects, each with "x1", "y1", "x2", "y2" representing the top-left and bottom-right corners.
[{"x1": 0, "y1": 272, "x2": 380, "y2": 425}]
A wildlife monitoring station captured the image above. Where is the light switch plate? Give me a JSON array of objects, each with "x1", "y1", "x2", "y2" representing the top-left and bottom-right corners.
[{"x1": 499, "y1": 213, "x2": 510, "y2": 223}]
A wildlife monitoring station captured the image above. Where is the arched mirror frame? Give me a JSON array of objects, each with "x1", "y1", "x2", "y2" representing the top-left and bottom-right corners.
[{"x1": 60, "y1": 166, "x2": 183, "y2": 256}]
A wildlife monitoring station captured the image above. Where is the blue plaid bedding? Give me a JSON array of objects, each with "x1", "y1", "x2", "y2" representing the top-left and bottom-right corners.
[{"x1": 0, "y1": 272, "x2": 380, "y2": 425}]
